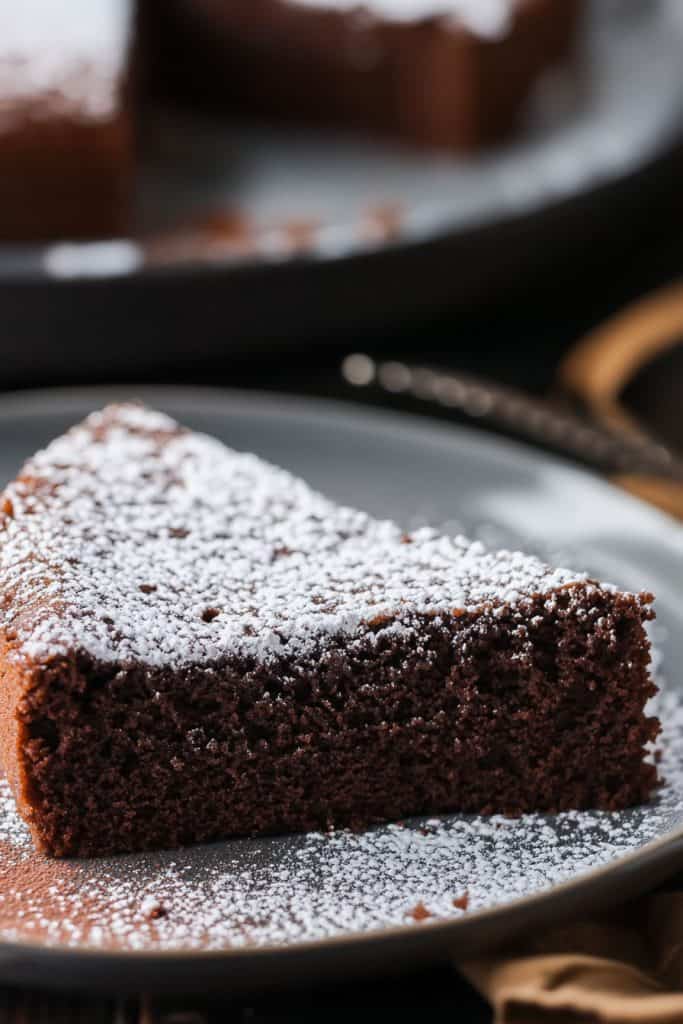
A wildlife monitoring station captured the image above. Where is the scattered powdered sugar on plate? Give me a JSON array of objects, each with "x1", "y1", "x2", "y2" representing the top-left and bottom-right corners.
[{"x1": 0, "y1": 674, "x2": 680, "y2": 953}]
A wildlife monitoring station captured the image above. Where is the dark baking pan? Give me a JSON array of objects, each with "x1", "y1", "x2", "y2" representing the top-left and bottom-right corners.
[{"x1": 0, "y1": 2, "x2": 681, "y2": 380}]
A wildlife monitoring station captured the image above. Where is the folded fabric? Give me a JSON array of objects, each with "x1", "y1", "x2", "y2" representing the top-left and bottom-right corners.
[{"x1": 461, "y1": 884, "x2": 683, "y2": 1023}]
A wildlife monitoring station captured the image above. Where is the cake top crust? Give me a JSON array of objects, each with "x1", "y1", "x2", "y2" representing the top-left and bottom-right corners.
[
  {"x1": 0, "y1": 0, "x2": 132, "y2": 122},
  {"x1": 0, "y1": 404, "x2": 593, "y2": 670},
  {"x1": 289, "y1": 0, "x2": 518, "y2": 37}
]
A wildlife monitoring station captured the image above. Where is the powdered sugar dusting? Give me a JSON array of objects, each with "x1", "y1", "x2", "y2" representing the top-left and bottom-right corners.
[
  {"x1": 0, "y1": 681, "x2": 679, "y2": 953},
  {"x1": 0, "y1": 0, "x2": 131, "y2": 121},
  {"x1": 0, "y1": 404, "x2": 591, "y2": 671},
  {"x1": 290, "y1": 0, "x2": 515, "y2": 38}
]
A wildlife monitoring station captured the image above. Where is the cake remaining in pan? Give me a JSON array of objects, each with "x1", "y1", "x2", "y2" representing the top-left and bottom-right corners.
[
  {"x1": 0, "y1": 0, "x2": 582, "y2": 240},
  {"x1": 154, "y1": 0, "x2": 583, "y2": 150},
  {"x1": 0, "y1": 0, "x2": 134, "y2": 241}
]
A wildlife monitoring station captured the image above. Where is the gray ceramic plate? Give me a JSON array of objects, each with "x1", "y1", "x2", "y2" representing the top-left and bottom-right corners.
[{"x1": 0, "y1": 386, "x2": 683, "y2": 994}]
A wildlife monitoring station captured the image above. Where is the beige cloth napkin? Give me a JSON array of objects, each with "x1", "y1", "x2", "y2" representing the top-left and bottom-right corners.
[{"x1": 461, "y1": 885, "x2": 683, "y2": 1023}]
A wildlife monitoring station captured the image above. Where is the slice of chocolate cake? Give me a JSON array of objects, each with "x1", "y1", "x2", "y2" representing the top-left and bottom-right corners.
[
  {"x1": 0, "y1": 405, "x2": 658, "y2": 858},
  {"x1": 0, "y1": 0, "x2": 134, "y2": 241},
  {"x1": 153, "y1": 0, "x2": 583, "y2": 149}
]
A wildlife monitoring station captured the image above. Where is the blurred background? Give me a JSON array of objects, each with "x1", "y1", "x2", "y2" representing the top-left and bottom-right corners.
[
  {"x1": 2, "y1": 0, "x2": 683, "y2": 492},
  {"x1": 3, "y1": 0, "x2": 683, "y2": 1018},
  {"x1": 1, "y1": 0, "x2": 681, "y2": 411}
]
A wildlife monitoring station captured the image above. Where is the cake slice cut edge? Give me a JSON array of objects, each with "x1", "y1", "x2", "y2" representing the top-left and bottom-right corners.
[{"x1": 0, "y1": 404, "x2": 659, "y2": 857}]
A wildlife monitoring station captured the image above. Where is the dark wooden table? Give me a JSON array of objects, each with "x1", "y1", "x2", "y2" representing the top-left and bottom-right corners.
[{"x1": 0, "y1": 966, "x2": 488, "y2": 1021}]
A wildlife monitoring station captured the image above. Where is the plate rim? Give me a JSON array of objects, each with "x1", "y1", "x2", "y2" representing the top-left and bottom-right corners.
[{"x1": 0, "y1": 383, "x2": 681, "y2": 979}]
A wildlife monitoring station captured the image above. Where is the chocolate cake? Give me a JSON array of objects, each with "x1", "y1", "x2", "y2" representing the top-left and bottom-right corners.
[
  {"x1": 154, "y1": 0, "x2": 583, "y2": 149},
  {"x1": 0, "y1": 0, "x2": 134, "y2": 241},
  {"x1": 0, "y1": 404, "x2": 657, "y2": 858}
]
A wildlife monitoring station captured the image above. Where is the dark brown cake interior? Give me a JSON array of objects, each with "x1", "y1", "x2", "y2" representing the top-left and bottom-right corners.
[
  {"x1": 0, "y1": 104, "x2": 132, "y2": 242},
  {"x1": 11, "y1": 587, "x2": 656, "y2": 858}
]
